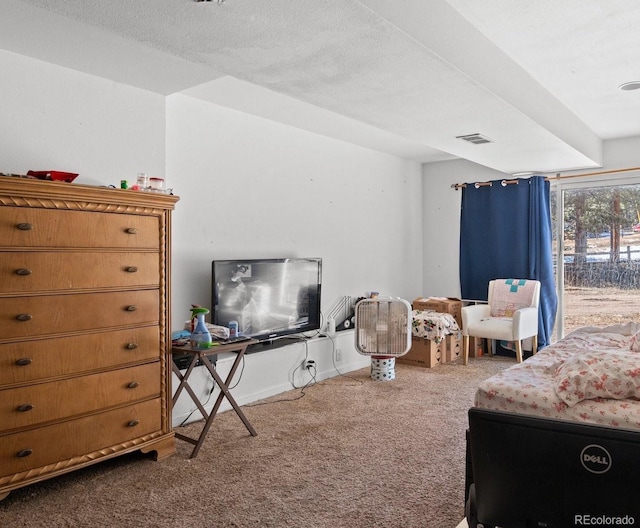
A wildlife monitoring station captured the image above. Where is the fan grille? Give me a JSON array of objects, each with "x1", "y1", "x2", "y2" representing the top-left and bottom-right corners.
[{"x1": 355, "y1": 299, "x2": 411, "y2": 357}]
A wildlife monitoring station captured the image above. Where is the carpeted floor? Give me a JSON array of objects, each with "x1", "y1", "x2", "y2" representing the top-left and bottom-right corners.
[{"x1": 0, "y1": 357, "x2": 513, "y2": 528}]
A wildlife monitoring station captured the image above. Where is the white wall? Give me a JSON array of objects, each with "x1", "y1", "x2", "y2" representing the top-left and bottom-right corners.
[
  {"x1": 0, "y1": 50, "x2": 165, "y2": 184},
  {"x1": 166, "y1": 93, "x2": 424, "y2": 324},
  {"x1": 421, "y1": 159, "x2": 507, "y2": 297},
  {"x1": 602, "y1": 136, "x2": 640, "y2": 171},
  {"x1": 166, "y1": 93, "x2": 424, "y2": 421}
]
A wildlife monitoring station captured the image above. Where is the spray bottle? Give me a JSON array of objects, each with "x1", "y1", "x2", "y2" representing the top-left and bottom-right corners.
[{"x1": 189, "y1": 306, "x2": 212, "y2": 348}]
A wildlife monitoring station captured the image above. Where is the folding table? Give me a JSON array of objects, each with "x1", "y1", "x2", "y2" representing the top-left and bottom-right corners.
[{"x1": 171, "y1": 339, "x2": 258, "y2": 458}]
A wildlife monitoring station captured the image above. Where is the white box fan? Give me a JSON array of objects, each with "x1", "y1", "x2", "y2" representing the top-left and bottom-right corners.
[{"x1": 354, "y1": 298, "x2": 411, "y2": 357}]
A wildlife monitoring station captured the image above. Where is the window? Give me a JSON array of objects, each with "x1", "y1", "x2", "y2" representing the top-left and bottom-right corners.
[{"x1": 552, "y1": 178, "x2": 640, "y2": 340}]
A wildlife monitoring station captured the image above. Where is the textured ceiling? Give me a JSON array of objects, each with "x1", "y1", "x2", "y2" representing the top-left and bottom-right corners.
[{"x1": 2, "y1": 0, "x2": 640, "y2": 174}]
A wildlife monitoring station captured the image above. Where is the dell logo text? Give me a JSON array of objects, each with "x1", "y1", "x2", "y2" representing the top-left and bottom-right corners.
[{"x1": 580, "y1": 444, "x2": 612, "y2": 474}]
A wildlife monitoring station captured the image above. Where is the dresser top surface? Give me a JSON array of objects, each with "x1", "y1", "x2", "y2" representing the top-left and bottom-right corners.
[{"x1": 0, "y1": 175, "x2": 179, "y2": 210}]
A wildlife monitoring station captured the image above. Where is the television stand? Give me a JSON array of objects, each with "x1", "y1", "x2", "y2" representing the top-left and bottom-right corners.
[{"x1": 247, "y1": 335, "x2": 309, "y2": 354}]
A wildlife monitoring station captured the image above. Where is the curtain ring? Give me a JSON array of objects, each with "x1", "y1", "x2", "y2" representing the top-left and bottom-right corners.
[
  {"x1": 474, "y1": 182, "x2": 480, "y2": 189},
  {"x1": 501, "y1": 180, "x2": 507, "y2": 187}
]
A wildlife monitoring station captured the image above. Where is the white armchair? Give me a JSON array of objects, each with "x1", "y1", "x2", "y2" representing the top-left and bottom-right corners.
[{"x1": 462, "y1": 279, "x2": 541, "y2": 364}]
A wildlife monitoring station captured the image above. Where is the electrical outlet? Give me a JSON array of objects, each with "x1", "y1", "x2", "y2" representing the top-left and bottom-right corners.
[
  {"x1": 303, "y1": 359, "x2": 315, "y2": 370},
  {"x1": 335, "y1": 348, "x2": 343, "y2": 362}
]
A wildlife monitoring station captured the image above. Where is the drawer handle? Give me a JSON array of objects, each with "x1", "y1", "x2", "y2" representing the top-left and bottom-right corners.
[
  {"x1": 126, "y1": 343, "x2": 138, "y2": 350},
  {"x1": 125, "y1": 228, "x2": 138, "y2": 235},
  {"x1": 17, "y1": 404, "x2": 33, "y2": 413},
  {"x1": 127, "y1": 381, "x2": 140, "y2": 389},
  {"x1": 15, "y1": 358, "x2": 33, "y2": 366},
  {"x1": 17, "y1": 449, "x2": 33, "y2": 458},
  {"x1": 125, "y1": 266, "x2": 138, "y2": 273},
  {"x1": 16, "y1": 314, "x2": 33, "y2": 322},
  {"x1": 127, "y1": 420, "x2": 140, "y2": 427},
  {"x1": 15, "y1": 268, "x2": 32, "y2": 276},
  {"x1": 125, "y1": 305, "x2": 137, "y2": 312},
  {"x1": 16, "y1": 223, "x2": 33, "y2": 231}
]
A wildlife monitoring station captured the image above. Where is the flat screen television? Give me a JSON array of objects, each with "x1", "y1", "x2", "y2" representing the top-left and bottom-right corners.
[{"x1": 212, "y1": 258, "x2": 322, "y2": 342}]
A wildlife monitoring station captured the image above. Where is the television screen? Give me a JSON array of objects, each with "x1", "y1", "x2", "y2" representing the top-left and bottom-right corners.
[{"x1": 212, "y1": 258, "x2": 322, "y2": 342}]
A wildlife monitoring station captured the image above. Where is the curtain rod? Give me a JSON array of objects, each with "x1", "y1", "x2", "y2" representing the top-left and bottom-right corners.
[{"x1": 451, "y1": 166, "x2": 640, "y2": 190}]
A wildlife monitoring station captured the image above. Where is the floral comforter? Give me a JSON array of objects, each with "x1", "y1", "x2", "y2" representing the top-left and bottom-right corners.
[
  {"x1": 411, "y1": 310, "x2": 459, "y2": 343},
  {"x1": 474, "y1": 322, "x2": 640, "y2": 431}
]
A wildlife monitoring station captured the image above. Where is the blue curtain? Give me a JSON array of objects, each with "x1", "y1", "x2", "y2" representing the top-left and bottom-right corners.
[{"x1": 459, "y1": 176, "x2": 557, "y2": 348}]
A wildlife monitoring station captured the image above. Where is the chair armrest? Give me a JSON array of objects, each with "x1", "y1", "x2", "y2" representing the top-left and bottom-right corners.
[
  {"x1": 461, "y1": 304, "x2": 491, "y2": 335},
  {"x1": 512, "y1": 306, "x2": 539, "y2": 339}
]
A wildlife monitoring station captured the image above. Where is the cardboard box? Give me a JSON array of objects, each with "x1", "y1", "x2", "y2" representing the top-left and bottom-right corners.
[
  {"x1": 445, "y1": 332, "x2": 462, "y2": 362},
  {"x1": 397, "y1": 337, "x2": 444, "y2": 368},
  {"x1": 412, "y1": 297, "x2": 462, "y2": 327},
  {"x1": 469, "y1": 336, "x2": 486, "y2": 358}
]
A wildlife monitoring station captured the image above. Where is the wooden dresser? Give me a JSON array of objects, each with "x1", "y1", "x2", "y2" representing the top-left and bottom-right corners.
[{"x1": 0, "y1": 177, "x2": 178, "y2": 500}]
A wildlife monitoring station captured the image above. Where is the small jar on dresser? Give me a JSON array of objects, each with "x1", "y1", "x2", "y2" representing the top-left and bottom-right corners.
[{"x1": 0, "y1": 176, "x2": 178, "y2": 500}]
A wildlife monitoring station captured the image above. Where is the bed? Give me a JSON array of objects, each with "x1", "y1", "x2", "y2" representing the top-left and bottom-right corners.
[{"x1": 465, "y1": 322, "x2": 640, "y2": 528}]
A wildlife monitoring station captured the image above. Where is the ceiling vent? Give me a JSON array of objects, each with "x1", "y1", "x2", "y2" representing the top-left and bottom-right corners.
[{"x1": 456, "y1": 133, "x2": 493, "y2": 145}]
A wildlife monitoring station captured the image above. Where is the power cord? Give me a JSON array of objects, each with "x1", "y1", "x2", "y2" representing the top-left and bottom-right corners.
[
  {"x1": 249, "y1": 340, "x2": 318, "y2": 406},
  {"x1": 177, "y1": 355, "x2": 246, "y2": 426},
  {"x1": 292, "y1": 338, "x2": 317, "y2": 390},
  {"x1": 178, "y1": 377, "x2": 216, "y2": 427},
  {"x1": 326, "y1": 332, "x2": 364, "y2": 385},
  {"x1": 248, "y1": 365, "x2": 316, "y2": 407},
  {"x1": 179, "y1": 330, "x2": 365, "y2": 416}
]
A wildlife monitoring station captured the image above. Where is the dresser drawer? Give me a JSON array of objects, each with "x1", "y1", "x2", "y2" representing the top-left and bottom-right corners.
[
  {"x1": 0, "y1": 326, "x2": 161, "y2": 386},
  {"x1": 0, "y1": 290, "x2": 159, "y2": 340},
  {"x1": 0, "y1": 252, "x2": 160, "y2": 294},
  {"x1": 0, "y1": 362, "x2": 161, "y2": 432},
  {"x1": 0, "y1": 398, "x2": 162, "y2": 480},
  {"x1": 0, "y1": 207, "x2": 159, "y2": 249}
]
